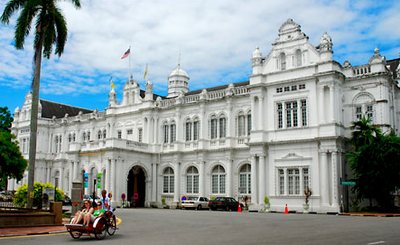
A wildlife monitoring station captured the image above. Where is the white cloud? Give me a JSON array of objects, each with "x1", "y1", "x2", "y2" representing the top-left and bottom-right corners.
[{"x1": 0, "y1": 0, "x2": 398, "y2": 99}]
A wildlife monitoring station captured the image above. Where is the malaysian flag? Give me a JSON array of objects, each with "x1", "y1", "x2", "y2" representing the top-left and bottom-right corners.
[{"x1": 121, "y1": 48, "x2": 130, "y2": 59}]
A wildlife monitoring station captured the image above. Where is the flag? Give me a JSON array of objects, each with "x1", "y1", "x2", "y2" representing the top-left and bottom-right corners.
[
  {"x1": 109, "y1": 77, "x2": 115, "y2": 90},
  {"x1": 121, "y1": 48, "x2": 130, "y2": 59},
  {"x1": 143, "y1": 64, "x2": 148, "y2": 80}
]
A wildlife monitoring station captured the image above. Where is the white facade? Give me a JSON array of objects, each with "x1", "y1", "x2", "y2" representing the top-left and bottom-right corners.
[{"x1": 10, "y1": 19, "x2": 400, "y2": 213}]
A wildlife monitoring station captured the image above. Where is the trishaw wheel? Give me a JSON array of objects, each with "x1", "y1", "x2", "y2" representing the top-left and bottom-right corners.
[
  {"x1": 69, "y1": 231, "x2": 82, "y2": 239},
  {"x1": 94, "y1": 219, "x2": 107, "y2": 240},
  {"x1": 107, "y1": 215, "x2": 117, "y2": 236}
]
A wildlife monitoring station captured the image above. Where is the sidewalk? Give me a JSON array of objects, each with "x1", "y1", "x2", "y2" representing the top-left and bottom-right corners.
[
  {"x1": 341, "y1": 212, "x2": 400, "y2": 217},
  {"x1": 0, "y1": 218, "x2": 69, "y2": 237}
]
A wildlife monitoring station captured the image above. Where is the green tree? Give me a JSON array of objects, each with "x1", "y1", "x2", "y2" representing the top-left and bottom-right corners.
[
  {"x1": 1, "y1": 0, "x2": 81, "y2": 208},
  {"x1": 0, "y1": 107, "x2": 27, "y2": 190},
  {"x1": 0, "y1": 107, "x2": 13, "y2": 132},
  {"x1": 348, "y1": 117, "x2": 400, "y2": 210},
  {"x1": 14, "y1": 182, "x2": 64, "y2": 208}
]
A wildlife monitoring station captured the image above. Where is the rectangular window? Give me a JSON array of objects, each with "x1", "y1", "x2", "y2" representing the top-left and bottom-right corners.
[
  {"x1": 279, "y1": 169, "x2": 285, "y2": 195},
  {"x1": 285, "y1": 101, "x2": 298, "y2": 128},
  {"x1": 127, "y1": 129, "x2": 133, "y2": 135},
  {"x1": 212, "y1": 175, "x2": 218, "y2": 193},
  {"x1": 138, "y1": 128, "x2": 143, "y2": 142},
  {"x1": 276, "y1": 87, "x2": 283, "y2": 93},
  {"x1": 117, "y1": 130, "x2": 122, "y2": 139},
  {"x1": 238, "y1": 116, "x2": 245, "y2": 136},
  {"x1": 170, "y1": 176, "x2": 174, "y2": 193},
  {"x1": 303, "y1": 168, "x2": 309, "y2": 190},
  {"x1": 163, "y1": 125, "x2": 169, "y2": 143},
  {"x1": 291, "y1": 85, "x2": 297, "y2": 91},
  {"x1": 163, "y1": 176, "x2": 169, "y2": 193},
  {"x1": 299, "y1": 84, "x2": 306, "y2": 90},
  {"x1": 187, "y1": 175, "x2": 193, "y2": 193},
  {"x1": 288, "y1": 169, "x2": 300, "y2": 195},
  {"x1": 366, "y1": 105, "x2": 373, "y2": 120},
  {"x1": 301, "y1": 99, "x2": 307, "y2": 126},
  {"x1": 284, "y1": 86, "x2": 290, "y2": 92},
  {"x1": 239, "y1": 174, "x2": 246, "y2": 194},
  {"x1": 193, "y1": 121, "x2": 199, "y2": 140},
  {"x1": 220, "y1": 175, "x2": 225, "y2": 193},
  {"x1": 355, "y1": 106, "x2": 362, "y2": 120},
  {"x1": 277, "y1": 103, "x2": 283, "y2": 129},
  {"x1": 193, "y1": 175, "x2": 199, "y2": 193}
]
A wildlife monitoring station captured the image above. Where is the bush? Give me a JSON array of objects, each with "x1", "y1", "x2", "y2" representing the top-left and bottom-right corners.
[{"x1": 14, "y1": 182, "x2": 64, "y2": 208}]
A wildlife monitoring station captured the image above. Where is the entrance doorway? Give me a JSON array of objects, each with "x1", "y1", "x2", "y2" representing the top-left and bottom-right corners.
[{"x1": 127, "y1": 166, "x2": 146, "y2": 207}]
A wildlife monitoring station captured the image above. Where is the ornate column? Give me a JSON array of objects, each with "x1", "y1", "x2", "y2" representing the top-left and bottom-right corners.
[
  {"x1": 226, "y1": 159, "x2": 233, "y2": 197},
  {"x1": 59, "y1": 166, "x2": 64, "y2": 191},
  {"x1": 329, "y1": 85, "x2": 335, "y2": 122},
  {"x1": 111, "y1": 159, "x2": 116, "y2": 198},
  {"x1": 151, "y1": 163, "x2": 157, "y2": 202},
  {"x1": 258, "y1": 154, "x2": 265, "y2": 205},
  {"x1": 69, "y1": 161, "x2": 74, "y2": 193},
  {"x1": 106, "y1": 159, "x2": 111, "y2": 192},
  {"x1": 320, "y1": 152, "x2": 329, "y2": 206},
  {"x1": 258, "y1": 96, "x2": 264, "y2": 130},
  {"x1": 173, "y1": 162, "x2": 181, "y2": 202},
  {"x1": 250, "y1": 155, "x2": 258, "y2": 204},
  {"x1": 199, "y1": 161, "x2": 205, "y2": 196},
  {"x1": 251, "y1": 96, "x2": 256, "y2": 130},
  {"x1": 318, "y1": 86, "x2": 325, "y2": 124}
]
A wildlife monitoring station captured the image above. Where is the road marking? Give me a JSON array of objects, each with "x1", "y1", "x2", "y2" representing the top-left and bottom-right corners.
[
  {"x1": 0, "y1": 233, "x2": 66, "y2": 240},
  {"x1": 367, "y1": 241, "x2": 385, "y2": 245}
]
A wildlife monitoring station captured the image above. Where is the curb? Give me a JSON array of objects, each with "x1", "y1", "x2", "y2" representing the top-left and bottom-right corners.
[{"x1": 340, "y1": 213, "x2": 400, "y2": 217}]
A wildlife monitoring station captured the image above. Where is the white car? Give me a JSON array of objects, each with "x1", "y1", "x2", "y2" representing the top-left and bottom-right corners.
[{"x1": 182, "y1": 197, "x2": 209, "y2": 210}]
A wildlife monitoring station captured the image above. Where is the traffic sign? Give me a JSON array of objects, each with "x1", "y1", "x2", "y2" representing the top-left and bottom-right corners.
[{"x1": 341, "y1": 181, "x2": 356, "y2": 186}]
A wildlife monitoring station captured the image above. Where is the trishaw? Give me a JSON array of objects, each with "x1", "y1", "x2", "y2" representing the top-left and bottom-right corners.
[{"x1": 65, "y1": 210, "x2": 117, "y2": 240}]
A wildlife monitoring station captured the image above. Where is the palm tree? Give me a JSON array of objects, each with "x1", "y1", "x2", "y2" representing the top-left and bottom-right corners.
[
  {"x1": 350, "y1": 116, "x2": 382, "y2": 150},
  {"x1": 1, "y1": 0, "x2": 81, "y2": 208}
]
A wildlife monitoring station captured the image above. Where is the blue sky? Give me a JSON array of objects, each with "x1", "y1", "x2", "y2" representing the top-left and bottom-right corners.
[{"x1": 0, "y1": 0, "x2": 399, "y2": 114}]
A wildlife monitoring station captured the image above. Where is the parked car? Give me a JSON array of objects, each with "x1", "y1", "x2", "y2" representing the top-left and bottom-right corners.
[
  {"x1": 208, "y1": 197, "x2": 243, "y2": 211},
  {"x1": 182, "y1": 196, "x2": 209, "y2": 210}
]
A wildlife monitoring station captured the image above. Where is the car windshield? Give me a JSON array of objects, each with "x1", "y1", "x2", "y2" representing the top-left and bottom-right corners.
[
  {"x1": 187, "y1": 197, "x2": 197, "y2": 201},
  {"x1": 215, "y1": 197, "x2": 225, "y2": 201}
]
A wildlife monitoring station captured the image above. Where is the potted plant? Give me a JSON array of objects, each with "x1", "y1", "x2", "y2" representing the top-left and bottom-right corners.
[
  {"x1": 161, "y1": 197, "x2": 169, "y2": 209},
  {"x1": 263, "y1": 195, "x2": 270, "y2": 212},
  {"x1": 303, "y1": 187, "x2": 312, "y2": 213}
]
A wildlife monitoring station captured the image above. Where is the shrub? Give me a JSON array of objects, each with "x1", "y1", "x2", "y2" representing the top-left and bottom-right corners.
[{"x1": 14, "y1": 182, "x2": 64, "y2": 207}]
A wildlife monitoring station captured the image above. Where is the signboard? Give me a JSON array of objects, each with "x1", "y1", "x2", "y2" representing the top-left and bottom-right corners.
[
  {"x1": 341, "y1": 181, "x2": 356, "y2": 186},
  {"x1": 121, "y1": 193, "x2": 126, "y2": 201},
  {"x1": 181, "y1": 196, "x2": 187, "y2": 201},
  {"x1": 84, "y1": 172, "x2": 88, "y2": 188},
  {"x1": 133, "y1": 192, "x2": 139, "y2": 200},
  {"x1": 97, "y1": 173, "x2": 102, "y2": 188}
]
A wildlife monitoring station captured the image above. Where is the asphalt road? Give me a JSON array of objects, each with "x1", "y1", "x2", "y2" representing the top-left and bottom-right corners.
[{"x1": 1, "y1": 208, "x2": 399, "y2": 245}]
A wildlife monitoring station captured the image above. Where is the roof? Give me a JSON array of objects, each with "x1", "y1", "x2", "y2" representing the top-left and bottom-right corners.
[
  {"x1": 40, "y1": 100, "x2": 93, "y2": 119},
  {"x1": 185, "y1": 81, "x2": 249, "y2": 96},
  {"x1": 387, "y1": 58, "x2": 400, "y2": 78}
]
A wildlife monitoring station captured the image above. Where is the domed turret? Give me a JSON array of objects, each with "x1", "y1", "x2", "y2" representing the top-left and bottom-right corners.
[
  {"x1": 319, "y1": 32, "x2": 333, "y2": 52},
  {"x1": 167, "y1": 64, "x2": 189, "y2": 98}
]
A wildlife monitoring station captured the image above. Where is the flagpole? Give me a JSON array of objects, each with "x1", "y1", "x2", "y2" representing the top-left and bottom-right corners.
[{"x1": 128, "y1": 45, "x2": 132, "y2": 80}]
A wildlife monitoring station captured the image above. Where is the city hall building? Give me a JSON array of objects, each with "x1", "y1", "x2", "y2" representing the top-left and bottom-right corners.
[{"x1": 10, "y1": 19, "x2": 400, "y2": 213}]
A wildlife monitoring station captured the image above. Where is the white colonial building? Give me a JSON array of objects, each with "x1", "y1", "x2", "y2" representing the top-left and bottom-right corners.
[{"x1": 10, "y1": 19, "x2": 400, "y2": 213}]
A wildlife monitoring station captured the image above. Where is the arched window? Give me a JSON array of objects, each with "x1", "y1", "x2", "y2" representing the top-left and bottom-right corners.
[
  {"x1": 295, "y1": 49, "x2": 302, "y2": 67},
  {"x1": 353, "y1": 93, "x2": 375, "y2": 122},
  {"x1": 186, "y1": 166, "x2": 199, "y2": 193},
  {"x1": 185, "y1": 119, "x2": 192, "y2": 142},
  {"x1": 219, "y1": 116, "x2": 226, "y2": 138},
  {"x1": 280, "y1": 52, "x2": 286, "y2": 70},
  {"x1": 72, "y1": 133, "x2": 76, "y2": 142},
  {"x1": 211, "y1": 165, "x2": 226, "y2": 194},
  {"x1": 237, "y1": 113, "x2": 246, "y2": 136},
  {"x1": 247, "y1": 111, "x2": 251, "y2": 135},
  {"x1": 82, "y1": 132, "x2": 86, "y2": 142},
  {"x1": 97, "y1": 130, "x2": 102, "y2": 140},
  {"x1": 163, "y1": 167, "x2": 174, "y2": 193},
  {"x1": 87, "y1": 132, "x2": 91, "y2": 141},
  {"x1": 239, "y1": 164, "x2": 251, "y2": 194},
  {"x1": 193, "y1": 118, "x2": 200, "y2": 141},
  {"x1": 210, "y1": 116, "x2": 218, "y2": 139},
  {"x1": 68, "y1": 133, "x2": 72, "y2": 143},
  {"x1": 170, "y1": 121, "x2": 176, "y2": 143},
  {"x1": 103, "y1": 129, "x2": 107, "y2": 139},
  {"x1": 163, "y1": 123, "x2": 169, "y2": 144}
]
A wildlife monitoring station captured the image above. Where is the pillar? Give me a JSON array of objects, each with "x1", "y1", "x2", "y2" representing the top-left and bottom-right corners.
[
  {"x1": 258, "y1": 96, "x2": 264, "y2": 130},
  {"x1": 258, "y1": 154, "x2": 265, "y2": 205},
  {"x1": 173, "y1": 162, "x2": 181, "y2": 202},
  {"x1": 250, "y1": 155, "x2": 258, "y2": 204},
  {"x1": 318, "y1": 86, "x2": 325, "y2": 124},
  {"x1": 331, "y1": 151, "x2": 339, "y2": 208},
  {"x1": 320, "y1": 152, "x2": 329, "y2": 206},
  {"x1": 329, "y1": 85, "x2": 335, "y2": 122}
]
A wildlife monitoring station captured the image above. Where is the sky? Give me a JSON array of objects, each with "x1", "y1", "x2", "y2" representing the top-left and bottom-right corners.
[{"x1": 0, "y1": 0, "x2": 399, "y2": 114}]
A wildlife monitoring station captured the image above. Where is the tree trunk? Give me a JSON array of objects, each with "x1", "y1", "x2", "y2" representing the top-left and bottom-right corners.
[{"x1": 26, "y1": 34, "x2": 43, "y2": 209}]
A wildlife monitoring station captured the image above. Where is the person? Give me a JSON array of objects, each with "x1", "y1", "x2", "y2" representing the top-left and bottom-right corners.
[
  {"x1": 100, "y1": 189, "x2": 112, "y2": 211},
  {"x1": 82, "y1": 201, "x2": 98, "y2": 227},
  {"x1": 72, "y1": 200, "x2": 93, "y2": 225}
]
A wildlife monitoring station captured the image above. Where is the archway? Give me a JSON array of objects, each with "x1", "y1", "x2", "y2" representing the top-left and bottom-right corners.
[{"x1": 127, "y1": 166, "x2": 146, "y2": 207}]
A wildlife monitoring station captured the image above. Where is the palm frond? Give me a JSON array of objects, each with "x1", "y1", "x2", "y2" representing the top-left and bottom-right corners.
[
  {"x1": 68, "y1": 0, "x2": 81, "y2": 8},
  {"x1": 14, "y1": 1, "x2": 40, "y2": 49},
  {"x1": 0, "y1": 0, "x2": 27, "y2": 24},
  {"x1": 54, "y1": 7, "x2": 67, "y2": 56}
]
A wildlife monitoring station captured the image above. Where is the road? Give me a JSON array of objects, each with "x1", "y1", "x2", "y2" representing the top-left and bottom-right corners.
[{"x1": 1, "y1": 208, "x2": 399, "y2": 245}]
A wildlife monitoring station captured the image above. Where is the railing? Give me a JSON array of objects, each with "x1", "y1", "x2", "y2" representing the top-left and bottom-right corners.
[
  {"x1": 234, "y1": 87, "x2": 249, "y2": 95},
  {"x1": 207, "y1": 90, "x2": 226, "y2": 100},
  {"x1": 183, "y1": 94, "x2": 200, "y2": 104},
  {"x1": 126, "y1": 140, "x2": 149, "y2": 150},
  {"x1": 353, "y1": 65, "x2": 371, "y2": 76}
]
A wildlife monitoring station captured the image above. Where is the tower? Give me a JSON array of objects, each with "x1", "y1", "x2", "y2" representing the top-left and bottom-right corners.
[{"x1": 167, "y1": 64, "x2": 189, "y2": 98}]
